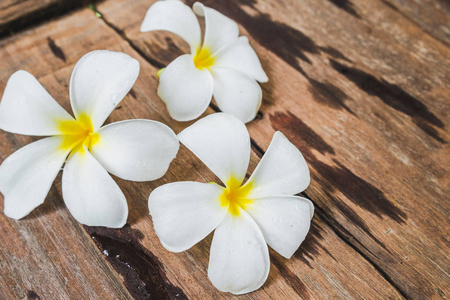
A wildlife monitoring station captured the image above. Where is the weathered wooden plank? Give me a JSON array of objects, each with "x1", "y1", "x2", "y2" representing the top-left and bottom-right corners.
[
  {"x1": 94, "y1": 0, "x2": 450, "y2": 298},
  {"x1": 0, "y1": 3, "x2": 405, "y2": 299},
  {"x1": 382, "y1": 0, "x2": 450, "y2": 46},
  {"x1": 0, "y1": 8, "x2": 136, "y2": 300},
  {"x1": 0, "y1": 0, "x2": 93, "y2": 37},
  {"x1": 0, "y1": 191, "x2": 134, "y2": 300}
]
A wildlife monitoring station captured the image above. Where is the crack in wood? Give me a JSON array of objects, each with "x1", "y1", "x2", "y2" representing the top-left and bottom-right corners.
[
  {"x1": 0, "y1": 0, "x2": 102, "y2": 38},
  {"x1": 312, "y1": 202, "x2": 409, "y2": 299}
]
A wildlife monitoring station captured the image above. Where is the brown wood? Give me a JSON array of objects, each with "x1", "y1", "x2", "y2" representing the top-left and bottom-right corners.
[
  {"x1": 383, "y1": 0, "x2": 450, "y2": 46},
  {"x1": 0, "y1": 0, "x2": 448, "y2": 299},
  {"x1": 0, "y1": 0, "x2": 96, "y2": 36}
]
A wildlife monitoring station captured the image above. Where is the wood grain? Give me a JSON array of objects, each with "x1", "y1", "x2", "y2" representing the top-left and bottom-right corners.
[
  {"x1": 0, "y1": 0, "x2": 95, "y2": 37},
  {"x1": 383, "y1": 0, "x2": 450, "y2": 46},
  {"x1": 0, "y1": 3, "x2": 407, "y2": 300},
  {"x1": 0, "y1": 0, "x2": 448, "y2": 299},
  {"x1": 95, "y1": 0, "x2": 450, "y2": 298}
]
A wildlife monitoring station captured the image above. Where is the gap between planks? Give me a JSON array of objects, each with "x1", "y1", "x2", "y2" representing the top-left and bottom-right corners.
[{"x1": 0, "y1": 0, "x2": 97, "y2": 39}]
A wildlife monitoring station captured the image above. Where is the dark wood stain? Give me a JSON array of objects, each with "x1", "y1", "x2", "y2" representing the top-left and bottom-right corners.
[
  {"x1": 0, "y1": 0, "x2": 102, "y2": 38},
  {"x1": 294, "y1": 218, "x2": 334, "y2": 268},
  {"x1": 255, "y1": 111, "x2": 264, "y2": 120},
  {"x1": 4, "y1": 132, "x2": 21, "y2": 152},
  {"x1": 322, "y1": 160, "x2": 406, "y2": 223},
  {"x1": 307, "y1": 78, "x2": 355, "y2": 115},
  {"x1": 27, "y1": 290, "x2": 41, "y2": 300},
  {"x1": 332, "y1": 196, "x2": 387, "y2": 248},
  {"x1": 85, "y1": 225, "x2": 187, "y2": 300},
  {"x1": 185, "y1": 0, "x2": 355, "y2": 89},
  {"x1": 270, "y1": 111, "x2": 335, "y2": 159},
  {"x1": 271, "y1": 255, "x2": 311, "y2": 299},
  {"x1": 144, "y1": 37, "x2": 185, "y2": 69},
  {"x1": 47, "y1": 37, "x2": 66, "y2": 62},
  {"x1": 319, "y1": 46, "x2": 352, "y2": 62},
  {"x1": 413, "y1": 118, "x2": 446, "y2": 144},
  {"x1": 381, "y1": 0, "x2": 399, "y2": 12},
  {"x1": 329, "y1": 59, "x2": 445, "y2": 143},
  {"x1": 326, "y1": 0, "x2": 361, "y2": 18},
  {"x1": 185, "y1": 0, "x2": 358, "y2": 115},
  {"x1": 164, "y1": 37, "x2": 185, "y2": 58},
  {"x1": 270, "y1": 112, "x2": 407, "y2": 224},
  {"x1": 186, "y1": 0, "x2": 321, "y2": 76},
  {"x1": 128, "y1": 88, "x2": 137, "y2": 99}
]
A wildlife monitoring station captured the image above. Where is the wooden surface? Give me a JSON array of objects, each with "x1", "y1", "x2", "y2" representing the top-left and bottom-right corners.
[
  {"x1": 0, "y1": 0, "x2": 448, "y2": 299},
  {"x1": 0, "y1": 0, "x2": 95, "y2": 37}
]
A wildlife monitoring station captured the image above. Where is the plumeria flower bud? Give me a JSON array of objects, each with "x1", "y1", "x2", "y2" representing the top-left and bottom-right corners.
[
  {"x1": 148, "y1": 113, "x2": 313, "y2": 294},
  {"x1": 141, "y1": 1, "x2": 268, "y2": 123},
  {"x1": 0, "y1": 50, "x2": 179, "y2": 228}
]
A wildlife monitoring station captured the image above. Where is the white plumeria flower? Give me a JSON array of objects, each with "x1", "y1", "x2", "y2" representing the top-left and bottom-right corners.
[
  {"x1": 140, "y1": 0, "x2": 268, "y2": 123},
  {"x1": 0, "y1": 50, "x2": 179, "y2": 228},
  {"x1": 148, "y1": 113, "x2": 313, "y2": 294}
]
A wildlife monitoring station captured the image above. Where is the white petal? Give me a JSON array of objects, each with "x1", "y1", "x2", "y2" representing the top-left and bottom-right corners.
[
  {"x1": 178, "y1": 113, "x2": 250, "y2": 186},
  {"x1": 91, "y1": 120, "x2": 179, "y2": 182},
  {"x1": 0, "y1": 136, "x2": 68, "y2": 219},
  {"x1": 214, "y1": 36, "x2": 268, "y2": 82},
  {"x1": 70, "y1": 50, "x2": 140, "y2": 130},
  {"x1": 158, "y1": 54, "x2": 213, "y2": 121},
  {"x1": 246, "y1": 196, "x2": 314, "y2": 259},
  {"x1": 62, "y1": 149, "x2": 128, "y2": 228},
  {"x1": 148, "y1": 182, "x2": 226, "y2": 252},
  {"x1": 140, "y1": 0, "x2": 201, "y2": 54},
  {"x1": 247, "y1": 131, "x2": 310, "y2": 199},
  {"x1": 193, "y1": 2, "x2": 239, "y2": 54},
  {"x1": 0, "y1": 70, "x2": 74, "y2": 136},
  {"x1": 211, "y1": 67, "x2": 262, "y2": 123},
  {"x1": 208, "y1": 210, "x2": 270, "y2": 294}
]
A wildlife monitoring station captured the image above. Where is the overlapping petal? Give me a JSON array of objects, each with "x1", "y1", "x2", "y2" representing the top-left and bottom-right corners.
[
  {"x1": 158, "y1": 54, "x2": 213, "y2": 121},
  {"x1": 246, "y1": 131, "x2": 310, "y2": 199},
  {"x1": 214, "y1": 36, "x2": 268, "y2": 82},
  {"x1": 0, "y1": 136, "x2": 68, "y2": 219},
  {"x1": 0, "y1": 70, "x2": 74, "y2": 136},
  {"x1": 91, "y1": 120, "x2": 178, "y2": 182},
  {"x1": 178, "y1": 113, "x2": 250, "y2": 186},
  {"x1": 193, "y1": 2, "x2": 239, "y2": 54},
  {"x1": 62, "y1": 149, "x2": 128, "y2": 228},
  {"x1": 211, "y1": 68, "x2": 262, "y2": 123},
  {"x1": 141, "y1": 0, "x2": 201, "y2": 54},
  {"x1": 246, "y1": 196, "x2": 313, "y2": 258},
  {"x1": 149, "y1": 182, "x2": 226, "y2": 252},
  {"x1": 69, "y1": 50, "x2": 139, "y2": 131},
  {"x1": 208, "y1": 211, "x2": 270, "y2": 294}
]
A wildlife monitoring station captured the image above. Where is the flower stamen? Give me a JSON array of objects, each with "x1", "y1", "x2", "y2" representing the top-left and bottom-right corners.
[
  {"x1": 193, "y1": 47, "x2": 215, "y2": 70},
  {"x1": 220, "y1": 176, "x2": 253, "y2": 217},
  {"x1": 57, "y1": 113, "x2": 99, "y2": 154}
]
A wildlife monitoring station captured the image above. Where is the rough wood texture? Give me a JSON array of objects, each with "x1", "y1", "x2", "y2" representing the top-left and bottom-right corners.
[
  {"x1": 0, "y1": 0, "x2": 93, "y2": 37},
  {"x1": 0, "y1": 0, "x2": 449, "y2": 299}
]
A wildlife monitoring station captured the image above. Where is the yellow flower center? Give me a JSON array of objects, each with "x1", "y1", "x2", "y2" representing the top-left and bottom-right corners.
[
  {"x1": 57, "y1": 113, "x2": 99, "y2": 154},
  {"x1": 193, "y1": 47, "x2": 215, "y2": 70},
  {"x1": 220, "y1": 176, "x2": 253, "y2": 217}
]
